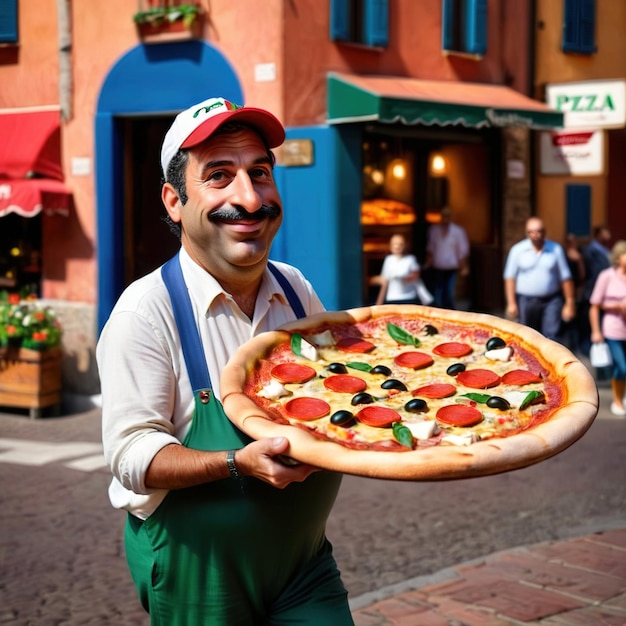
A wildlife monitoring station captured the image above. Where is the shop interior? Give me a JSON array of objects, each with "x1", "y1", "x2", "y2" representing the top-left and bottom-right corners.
[
  {"x1": 0, "y1": 213, "x2": 42, "y2": 299},
  {"x1": 360, "y1": 126, "x2": 498, "y2": 309}
]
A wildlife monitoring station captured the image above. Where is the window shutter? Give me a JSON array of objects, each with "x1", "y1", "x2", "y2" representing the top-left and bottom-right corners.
[
  {"x1": 563, "y1": 0, "x2": 596, "y2": 54},
  {"x1": 330, "y1": 0, "x2": 350, "y2": 42},
  {"x1": 364, "y1": 0, "x2": 388, "y2": 47},
  {"x1": 441, "y1": 0, "x2": 455, "y2": 50},
  {"x1": 0, "y1": 0, "x2": 18, "y2": 43},
  {"x1": 566, "y1": 184, "x2": 591, "y2": 238},
  {"x1": 578, "y1": 0, "x2": 596, "y2": 53},
  {"x1": 464, "y1": 0, "x2": 487, "y2": 55}
]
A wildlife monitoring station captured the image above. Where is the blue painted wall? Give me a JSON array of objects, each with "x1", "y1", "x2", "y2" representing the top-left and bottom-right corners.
[{"x1": 273, "y1": 124, "x2": 363, "y2": 311}]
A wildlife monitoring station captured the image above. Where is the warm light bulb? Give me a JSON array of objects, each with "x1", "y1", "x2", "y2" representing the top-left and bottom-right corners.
[
  {"x1": 371, "y1": 169, "x2": 384, "y2": 185},
  {"x1": 431, "y1": 155, "x2": 446, "y2": 174},
  {"x1": 392, "y1": 162, "x2": 406, "y2": 180}
]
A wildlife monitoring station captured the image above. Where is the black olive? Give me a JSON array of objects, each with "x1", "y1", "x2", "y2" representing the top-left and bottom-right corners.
[
  {"x1": 486, "y1": 396, "x2": 510, "y2": 411},
  {"x1": 423, "y1": 324, "x2": 439, "y2": 336},
  {"x1": 370, "y1": 364, "x2": 392, "y2": 377},
  {"x1": 486, "y1": 337, "x2": 506, "y2": 351},
  {"x1": 351, "y1": 392, "x2": 375, "y2": 406},
  {"x1": 446, "y1": 363, "x2": 466, "y2": 376},
  {"x1": 404, "y1": 398, "x2": 429, "y2": 413},
  {"x1": 381, "y1": 379, "x2": 408, "y2": 392},
  {"x1": 330, "y1": 410, "x2": 356, "y2": 427},
  {"x1": 328, "y1": 362, "x2": 347, "y2": 374}
]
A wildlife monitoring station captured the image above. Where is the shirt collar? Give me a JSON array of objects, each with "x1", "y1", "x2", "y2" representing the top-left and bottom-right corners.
[{"x1": 178, "y1": 248, "x2": 288, "y2": 315}]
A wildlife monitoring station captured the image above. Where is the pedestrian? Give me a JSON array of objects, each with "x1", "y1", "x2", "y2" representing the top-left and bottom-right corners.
[
  {"x1": 374, "y1": 233, "x2": 430, "y2": 306},
  {"x1": 422, "y1": 206, "x2": 469, "y2": 309},
  {"x1": 579, "y1": 225, "x2": 612, "y2": 356},
  {"x1": 96, "y1": 97, "x2": 353, "y2": 625},
  {"x1": 561, "y1": 233, "x2": 586, "y2": 351},
  {"x1": 589, "y1": 239, "x2": 626, "y2": 416},
  {"x1": 503, "y1": 217, "x2": 576, "y2": 342}
]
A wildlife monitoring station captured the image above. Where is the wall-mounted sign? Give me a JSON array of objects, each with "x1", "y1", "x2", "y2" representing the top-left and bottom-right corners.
[
  {"x1": 540, "y1": 129, "x2": 604, "y2": 175},
  {"x1": 281, "y1": 139, "x2": 314, "y2": 167},
  {"x1": 546, "y1": 79, "x2": 626, "y2": 129}
]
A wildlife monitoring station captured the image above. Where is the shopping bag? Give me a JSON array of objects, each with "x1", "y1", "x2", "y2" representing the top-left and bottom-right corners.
[
  {"x1": 590, "y1": 342, "x2": 612, "y2": 368},
  {"x1": 416, "y1": 279, "x2": 434, "y2": 306}
]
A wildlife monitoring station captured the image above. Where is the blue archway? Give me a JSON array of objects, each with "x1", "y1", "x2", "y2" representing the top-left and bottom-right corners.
[{"x1": 95, "y1": 41, "x2": 243, "y2": 330}]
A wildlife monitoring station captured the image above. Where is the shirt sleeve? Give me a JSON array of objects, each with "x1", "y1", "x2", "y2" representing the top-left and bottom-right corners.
[
  {"x1": 97, "y1": 306, "x2": 182, "y2": 496},
  {"x1": 589, "y1": 268, "x2": 610, "y2": 305},
  {"x1": 554, "y1": 244, "x2": 573, "y2": 281}
]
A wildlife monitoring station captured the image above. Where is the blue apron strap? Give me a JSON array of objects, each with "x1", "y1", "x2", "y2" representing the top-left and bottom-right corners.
[
  {"x1": 268, "y1": 261, "x2": 306, "y2": 320},
  {"x1": 161, "y1": 254, "x2": 211, "y2": 392}
]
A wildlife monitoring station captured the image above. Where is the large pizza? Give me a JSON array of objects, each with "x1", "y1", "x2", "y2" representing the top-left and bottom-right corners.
[{"x1": 220, "y1": 306, "x2": 598, "y2": 480}]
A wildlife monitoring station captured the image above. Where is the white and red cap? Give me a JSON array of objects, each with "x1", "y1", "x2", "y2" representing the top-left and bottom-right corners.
[{"x1": 160, "y1": 97, "x2": 285, "y2": 176}]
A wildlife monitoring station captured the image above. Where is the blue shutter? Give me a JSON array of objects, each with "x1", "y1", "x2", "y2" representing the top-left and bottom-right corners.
[
  {"x1": 563, "y1": 0, "x2": 596, "y2": 54},
  {"x1": 464, "y1": 0, "x2": 487, "y2": 55},
  {"x1": 566, "y1": 184, "x2": 591, "y2": 238},
  {"x1": 364, "y1": 0, "x2": 388, "y2": 47},
  {"x1": 330, "y1": 0, "x2": 350, "y2": 42},
  {"x1": 578, "y1": 0, "x2": 596, "y2": 53},
  {"x1": 441, "y1": 0, "x2": 455, "y2": 50},
  {"x1": 0, "y1": 0, "x2": 18, "y2": 43}
]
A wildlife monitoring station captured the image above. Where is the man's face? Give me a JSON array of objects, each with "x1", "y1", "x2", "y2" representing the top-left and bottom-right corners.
[
  {"x1": 526, "y1": 220, "x2": 545, "y2": 249},
  {"x1": 171, "y1": 127, "x2": 282, "y2": 273}
]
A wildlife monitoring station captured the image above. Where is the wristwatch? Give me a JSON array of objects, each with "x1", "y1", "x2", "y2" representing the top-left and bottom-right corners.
[{"x1": 226, "y1": 449, "x2": 241, "y2": 479}]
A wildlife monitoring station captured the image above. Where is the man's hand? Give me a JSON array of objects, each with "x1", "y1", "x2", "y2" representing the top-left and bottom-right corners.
[
  {"x1": 505, "y1": 303, "x2": 518, "y2": 321},
  {"x1": 234, "y1": 437, "x2": 320, "y2": 488},
  {"x1": 562, "y1": 300, "x2": 576, "y2": 322}
]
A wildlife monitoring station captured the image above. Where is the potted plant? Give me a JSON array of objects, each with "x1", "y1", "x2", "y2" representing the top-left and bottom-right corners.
[
  {"x1": 133, "y1": 1, "x2": 204, "y2": 43},
  {"x1": 0, "y1": 297, "x2": 63, "y2": 418}
]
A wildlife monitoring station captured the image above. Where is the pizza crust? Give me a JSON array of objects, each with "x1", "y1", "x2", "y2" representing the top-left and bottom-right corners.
[{"x1": 221, "y1": 305, "x2": 598, "y2": 480}]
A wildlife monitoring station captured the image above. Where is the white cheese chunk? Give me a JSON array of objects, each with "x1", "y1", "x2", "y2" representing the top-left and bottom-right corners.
[
  {"x1": 405, "y1": 420, "x2": 439, "y2": 440},
  {"x1": 441, "y1": 432, "x2": 477, "y2": 446},
  {"x1": 485, "y1": 346, "x2": 514, "y2": 361},
  {"x1": 502, "y1": 391, "x2": 531, "y2": 409},
  {"x1": 299, "y1": 339, "x2": 319, "y2": 362},
  {"x1": 257, "y1": 380, "x2": 290, "y2": 400},
  {"x1": 306, "y1": 330, "x2": 335, "y2": 347}
]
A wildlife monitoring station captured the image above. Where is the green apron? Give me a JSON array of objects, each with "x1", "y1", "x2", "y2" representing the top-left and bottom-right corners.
[{"x1": 124, "y1": 255, "x2": 352, "y2": 625}]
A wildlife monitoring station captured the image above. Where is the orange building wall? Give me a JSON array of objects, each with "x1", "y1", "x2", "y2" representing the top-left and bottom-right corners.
[{"x1": 533, "y1": 0, "x2": 626, "y2": 244}]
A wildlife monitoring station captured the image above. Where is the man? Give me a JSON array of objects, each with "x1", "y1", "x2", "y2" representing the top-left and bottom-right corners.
[
  {"x1": 423, "y1": 206, "x2": 469, "y2": 309},
  {"x1": 97, "y1": 97, "x2": 353, "y2": 625},
  {"x1": 503, "y1": 217, "x2": 575, "y2": 341},
  {"x1": 579, "y1": 225, "x2": 612, "y2": 355}
]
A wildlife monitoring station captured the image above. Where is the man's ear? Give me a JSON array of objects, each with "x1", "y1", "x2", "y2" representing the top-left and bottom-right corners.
[{"x1": 162, "y1": 183, "x2": 182, "y2": 223}]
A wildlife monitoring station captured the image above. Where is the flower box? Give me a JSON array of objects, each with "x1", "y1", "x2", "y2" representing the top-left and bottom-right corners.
[
  {"x1": 0, "y1": 346, "x2": 62, "y2": 418},
  {"x1": 136, "y1": 17, "x2": 203, "y2": 43}
]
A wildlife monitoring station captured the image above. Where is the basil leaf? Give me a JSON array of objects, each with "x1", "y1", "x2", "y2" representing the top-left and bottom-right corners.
[
  {"x1": 347, "y1": 361, "x2": 373, "y2": 372},
  {"x1": 387, "y1": 322, "x2": 421, "y2": 347},
  {"x1": 291, "y1": 333, "x2": 303, "y2": 356},
  {"x1": 519, "y1": 390, "x2": 545, "y2": 410},
  {"x1": 460, "y1": 393, "x2": 491, "y2": 404},
  {"x1": 392, "y1": 422, "x2": 414, "y2": 448}
]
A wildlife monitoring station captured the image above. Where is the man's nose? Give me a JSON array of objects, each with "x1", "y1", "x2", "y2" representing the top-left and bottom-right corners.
[{"x1": 230, "y1": 170, "x2": 262, "y2": 212}]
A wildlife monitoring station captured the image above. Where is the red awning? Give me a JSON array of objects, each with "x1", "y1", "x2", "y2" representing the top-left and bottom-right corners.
[
  {"x1": 0, "y1": 178, "x2": 72, "y2": 217},
  {"x1": 0, "y1": 108, "x2": 64, "y2": 180}
]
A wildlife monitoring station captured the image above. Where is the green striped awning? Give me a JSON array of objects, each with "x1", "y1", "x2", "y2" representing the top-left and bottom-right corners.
[{"x1": 328, "y1": 73, "x2": 564, "y2": 130}]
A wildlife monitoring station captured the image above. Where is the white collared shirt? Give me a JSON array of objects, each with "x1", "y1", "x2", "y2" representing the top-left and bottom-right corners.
[{"x1": 97, "y1": 248, "x2": 324, "y2": 519}]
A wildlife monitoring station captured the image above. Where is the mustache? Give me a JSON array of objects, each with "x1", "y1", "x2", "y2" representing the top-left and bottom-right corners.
[{"x1": 208, "y1": 204, "x2": 281, "y2": 222}]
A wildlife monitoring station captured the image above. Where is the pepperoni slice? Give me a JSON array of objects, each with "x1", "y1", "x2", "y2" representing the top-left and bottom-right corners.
[
  {"x1": 412, "y1": 383, "x2": 457, "y2": 399},
  {"x1": 284, "y1": 397, "x2": 330, "y2": 420},
  {"x1": 501, "y1": 369, "x2": 542, "y2": 385},
  {"x1": 271, "y1": 363, "x2": 317, "y2": 384},
  {"x1": 323, "y1": 374, "x2": 367, "y2": 394},
  {"x1": 336, "y1": 337, "x2": 376, "y2": 353},
  {"x1": 436, "y1": 404, "x2": 483, "y2": 427},
  {"x1": 456, "y1": 368, "x2": 501, "y2": 389},
  {"x1": 432, "y1": 342, "x2": 473, "y2": 357},
  {"x1": 394, "y1": 351, "x2": 434, "y2": 369},
  {"x1": 356, "y1": 405, "x2": 401, "y2": 428}
]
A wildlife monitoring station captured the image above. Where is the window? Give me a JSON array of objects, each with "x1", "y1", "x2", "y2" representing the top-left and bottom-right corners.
[
  {"x1": 0, "y1": 0, "x2": 18, "y2": 44},
  {"x1": 442, "y1": 0, "x2": 487, "y2": 56},
  {"x1": 566, "y1": 184, "x2": 591, "y2": 238},
  {"x1": 562, "y1": 0, "x2": 596, "y2": 54},
  {"x1": 330, "y1": 0, "x2": 388, "y2": 48}
]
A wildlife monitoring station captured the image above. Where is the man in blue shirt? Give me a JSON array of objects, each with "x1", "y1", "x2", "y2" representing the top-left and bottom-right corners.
[{"x1": 503, "y1": 217, "x2": 576, "y2": 341}]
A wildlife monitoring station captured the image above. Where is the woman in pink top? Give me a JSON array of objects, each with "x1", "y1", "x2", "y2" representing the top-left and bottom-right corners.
[{"x1": 589, "y1": 240, "x2": 626, "y2": 416}]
